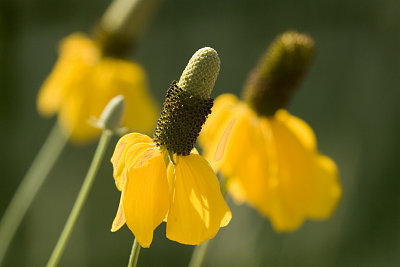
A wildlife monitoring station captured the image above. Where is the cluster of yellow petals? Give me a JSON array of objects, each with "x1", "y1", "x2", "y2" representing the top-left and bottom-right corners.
[
  {"x1": 110, "y1": 133, "x2": 231, "y2": 247},
  {"x1": 37, "y1": 33, "x2": 158, "y2": 142},
  {"x1": 199, "y1": 94, "x2": 341, "y2": 231}
]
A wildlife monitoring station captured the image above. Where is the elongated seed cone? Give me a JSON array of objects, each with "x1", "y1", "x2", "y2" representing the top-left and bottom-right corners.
[
  {"x1": 243, "y1": 31, "x2": 314, "y2": 116},
  {"x1": 154, "y1": 47, "x2": 220, "y2": 155}
]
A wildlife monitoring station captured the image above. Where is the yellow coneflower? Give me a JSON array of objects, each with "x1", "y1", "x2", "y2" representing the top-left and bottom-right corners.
[
  {"x1": 37, "y1": 33, "x2": 158, "y2": 142},
  {"x1": 111, "y1": 47, "x2": 231, "y2": 248},
  {"x1": 200, "y1": 31, "x2": 341, "y2": 231}
]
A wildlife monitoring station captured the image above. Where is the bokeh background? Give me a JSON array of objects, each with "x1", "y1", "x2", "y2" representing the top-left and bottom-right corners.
[{"x1": 1, "y1": 0, "x2": 400, "y2": 266}]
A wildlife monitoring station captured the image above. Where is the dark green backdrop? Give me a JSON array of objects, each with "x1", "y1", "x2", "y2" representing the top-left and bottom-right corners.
[{"x1": 1, "y1": 0, "x2": 399, "y2": 266}]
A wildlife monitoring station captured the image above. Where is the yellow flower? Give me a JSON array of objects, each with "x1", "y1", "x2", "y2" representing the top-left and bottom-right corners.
[
  {"x1": 110, "y1": 133, "x2": 231, "y2": 248},
  {"x1": 37, "y1": 33, "x2": 158, "y2": 142},
  {"x1": 200, "y1": 95, "x2": 341, "y2": 231},
  {"x1": 199, "y1": 31, "x2": 341, "y2": 232},
  {"x1": 110, "y1": 47, "x2": 231, "y2": 248}
]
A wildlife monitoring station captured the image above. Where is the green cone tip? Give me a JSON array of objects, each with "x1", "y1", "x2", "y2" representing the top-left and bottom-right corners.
[{"x1": 177, "y1": 47, "x2": 220, "y2": 99}]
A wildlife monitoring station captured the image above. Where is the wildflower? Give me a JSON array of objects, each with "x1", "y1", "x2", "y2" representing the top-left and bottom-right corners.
[
  {"x1": 110, "y1": 48, "x2": 231, "y2": 247},
  {"x1": 37, "y1": 33, "x2": 158, "y2": 142},
  {"x1": 199, "y1": 31, "x2": 341, "y2": 231}
]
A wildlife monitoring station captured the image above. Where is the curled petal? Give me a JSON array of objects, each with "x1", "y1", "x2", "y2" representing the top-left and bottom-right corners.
[
  {"x1": 123, "y1": 148, "x2": 169, "y2": 248},
  {"x1": 111, "y1": 184, "x2": 126, "y2": 232},
  {"x1": 166, "y1": 154, "x2": 231, "y2": 245},
  {"x1": 110, "y1": 133, "x2": 152, "y2": 190}
]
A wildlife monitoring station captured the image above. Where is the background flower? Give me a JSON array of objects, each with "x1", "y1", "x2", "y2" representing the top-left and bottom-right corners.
[
  {"x1": 200, "y1": 94, "x2": 341, "y2": 231},
  {"x1": 37, "y1": 33, "x2": 158, "y2": 142}
]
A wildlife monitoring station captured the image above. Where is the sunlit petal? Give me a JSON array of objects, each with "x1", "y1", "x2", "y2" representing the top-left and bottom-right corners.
[
  {"x1": 166, "y1": 154, "x2": 231, "y2": 245},
  {"x1": 111, "y1": 133, "x2": 152, "y2": 190},
  {"x1": 123, "y1": 148, "x2": 169, "y2": 248}
]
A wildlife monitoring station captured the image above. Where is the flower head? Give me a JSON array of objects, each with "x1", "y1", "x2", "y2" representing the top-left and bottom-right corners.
[
  {"x1": 110, "y1": 47, "x2": 231, "y2": 247},
  {"x1": 37, "y1": 33, "x2": 158, "y2": 142},
  {"x1": 199, "y1": 31, "x2": 341, "y2": 231}
]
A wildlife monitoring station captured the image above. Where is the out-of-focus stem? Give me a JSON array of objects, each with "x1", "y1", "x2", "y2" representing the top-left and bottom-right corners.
[{"x1": 0, "y1": 123, "x2": 67, "y2": 266}]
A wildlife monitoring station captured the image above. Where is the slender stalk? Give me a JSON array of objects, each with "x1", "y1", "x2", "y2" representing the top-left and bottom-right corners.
[
  {"x1": 127, "y1": 238, "x2": 141, "y2": 267},
  {"x1": 188, "y1": 240, "x2": 210, "y2": 267},
  {"x1": 188, "y1": 174, "x2": 228, "y2": 267},
  {"x1": 46, "y1": 130, "x2": 112, "y2": 267},
  {"x1": 0, "y1": 123, "x2": 68, "y2": 265}
]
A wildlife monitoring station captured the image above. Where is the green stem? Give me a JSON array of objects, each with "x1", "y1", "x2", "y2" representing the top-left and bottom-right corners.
[
  {"x1": 127, "y1": 238, "x2": 141, "y2": 267},
  {"x1": 188, "y1": 240, "x2": 210, "y2": 267},
  {"x1": 188, "y1": 174, "x2": 229, "y2": 267},
  {"x1": 0, "y1": 123, "x2": 68, "y2": 266},
  {"x1": 46, "y1": 130, "x2": 112, "y2": 267}
]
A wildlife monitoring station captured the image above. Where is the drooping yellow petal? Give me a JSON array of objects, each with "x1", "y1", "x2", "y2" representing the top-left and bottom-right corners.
[
  {"x1": 110, "y1": 133, "x2": 152, "y2": 190},
  {"x1": 274, "y1": 109, "x2": 317, "y2": 151},
  {"x1": 123, "y1": 148, "x2": 169, "y2": 248},
  {"x1": 306, "y1": 155, "x2": 341, "y2": 219},
  {"x1": 37, "y1": 33, "x2": 99, "y2": 116},
  {"x1": 220, "y1": 107, "x2": 271, "y2": 207},
  {"x1": 260, "y1": 113, "x2": 341, "y2": 231},
  {"x1": 111, "y1": 182, "x2": 127, "y2": 232},
  {"x1": 199, "y1": 94, "x2": 239, "y2": 163},
  {"x1": 166, "y1": 154, "x2": 231, "y2": 245},
  {"x1": 39, "y1": 33, "x2": 101, "y2": 142}
]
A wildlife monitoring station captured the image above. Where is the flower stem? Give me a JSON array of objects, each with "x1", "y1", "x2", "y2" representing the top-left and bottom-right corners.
[
  {"x1": 46, "y1": 130, "x2": 112, "y2": 267},
  {"x1": 127, "y1": 238, "x2": 141, "y2": 267},
  {"x1": 0, "y1": 123, "x2": 68, "y2": 265},
  {"x1": 188, "y1": 240, "x2": 210, "y2": 267},
  {"x1": 188, "y1": 174, "x2": 228, "y2": 267}
]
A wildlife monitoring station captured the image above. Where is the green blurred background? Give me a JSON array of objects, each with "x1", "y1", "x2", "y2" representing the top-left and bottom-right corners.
[{"x1": 1, "y1": 0, "x2": 399, "y2": 266}]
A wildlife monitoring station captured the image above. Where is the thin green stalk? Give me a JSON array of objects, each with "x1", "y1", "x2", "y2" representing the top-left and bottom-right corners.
[
  {"x1": 127, "y1": 238, "x2": 141, "y2": 267},
  {"x1": 0, "y1": 123, "x2": 68, "y2": 266},
  {"x1": 188, "y1": 174, "x2": 228, "y2": 267},
  {"x1": 46, "y1": 130, "x2": 112, "y2": 267},
  {"x1": 188, "y1": 240, "x2": 210, "y2": 267}
]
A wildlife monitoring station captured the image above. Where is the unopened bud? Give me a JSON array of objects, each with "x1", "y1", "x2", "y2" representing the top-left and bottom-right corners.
[{"x1": 97, "y1": 95, "x2": 125, "y2": 131}]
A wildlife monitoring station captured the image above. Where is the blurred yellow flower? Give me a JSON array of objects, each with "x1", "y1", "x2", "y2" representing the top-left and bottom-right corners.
[
  {"x1": 200, "y1": 94, "x2": 341, "y2": 231},
  {"x1": 200, "y1": 31, "x2": 341, "y2": 231},
  {"x1": 37, "y1": 33, "x2": 158, "y2": 142},
  {"x1": 110, "y1": 133, "x2": 231, "y2": 248}
]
